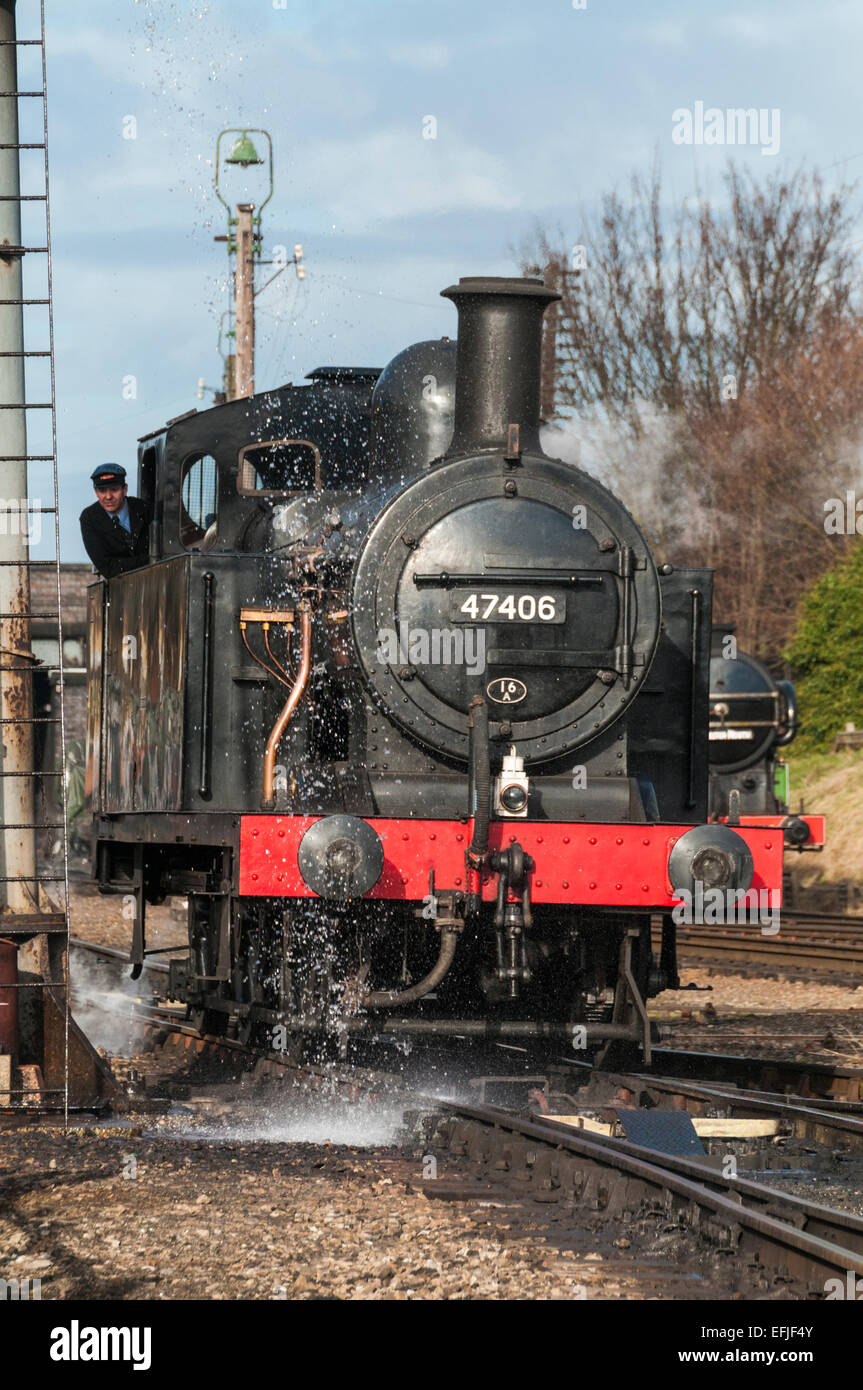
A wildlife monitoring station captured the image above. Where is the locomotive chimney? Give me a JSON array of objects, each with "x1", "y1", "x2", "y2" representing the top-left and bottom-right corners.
[{"x1": 440, "y1": 276, "x2": 561, "y2": 458}]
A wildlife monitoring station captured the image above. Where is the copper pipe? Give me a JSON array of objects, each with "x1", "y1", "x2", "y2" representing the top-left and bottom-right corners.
[
  {"x1": 262, "y1": 605, "x2": 312, "y2": 809},
  {"x1": 241, "y1": 625, "x2": 289, "y2": 688},
  {"x1": 263, "y1": 624, "x2": 293, "y2": 683}
]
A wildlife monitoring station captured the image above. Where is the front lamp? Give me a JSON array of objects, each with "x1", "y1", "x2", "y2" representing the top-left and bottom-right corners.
[{"x1": 500, "y1": 783, "x2": 528, "y2": 814}]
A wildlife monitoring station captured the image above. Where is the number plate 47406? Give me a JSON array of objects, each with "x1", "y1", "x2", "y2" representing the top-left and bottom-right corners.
[{"x1": 450, "y1": 591, "x2": 565, "y2": 624}]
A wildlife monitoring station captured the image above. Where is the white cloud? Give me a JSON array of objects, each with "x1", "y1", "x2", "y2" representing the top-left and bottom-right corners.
[
  {"x1": 712, "y1": 15, "x2": 777, "y2": 45},
  {"x1": 625, "y1": 22, "x2": 688, "y2": 51},
  {"x1": 387, "y1": 41, "x2": 451, "y2": 70},
  {"x1": 289, "y1": 128, "x2": 520, "y2": 227},
  {"x1": 712, "y1": 3, "x2": 863, "y2": 47}
]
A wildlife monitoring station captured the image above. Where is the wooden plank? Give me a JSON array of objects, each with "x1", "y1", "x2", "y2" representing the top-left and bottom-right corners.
[
  {"x1": 691, "y1": 1118, "x2": 780, "y2": 1138},
  {"x1": 543, "y1": 1114, "x2": 615, "y2": 1136},
  {"x1": 41, "y1": 986, "x2": 118, "y2": 1106},
  {"x1": 546, "y1": 1114, "x2": 780, "y2": 1139}
]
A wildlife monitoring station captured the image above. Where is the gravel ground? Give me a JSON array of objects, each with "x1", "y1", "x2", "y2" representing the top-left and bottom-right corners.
[
  {"x1": 651, "y1": 970, "x2": 863, "y2": 1067},
  {"x1": 2, "y1": 887, "x2": 856, "y2": 1302},
  {"x1": 0, "y1": 1120, "x2": 703, "y2": 1301},
  {"x1": 656, "y1": 970, "x2": 863, "y2": 1016},
  {"x1": 70, "y1": 883, "x2": 186, "y2": 955}
]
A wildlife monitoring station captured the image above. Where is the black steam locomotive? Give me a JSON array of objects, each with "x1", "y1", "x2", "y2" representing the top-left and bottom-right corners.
[
  {"x1": 85, "y1": 276, "x2": 809, "y2": 1061},
  {"x1": 708, "y1": 625, "x2": 798, "y2": 819},
  {"x1": 707, "y1": 626, "x2": 824, "y2": 858}
]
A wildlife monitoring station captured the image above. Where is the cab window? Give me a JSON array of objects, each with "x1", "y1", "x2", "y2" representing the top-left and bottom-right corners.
[
  {"x1": 237, "y1": 439, "x2": 321, "y2": 497},
  {"x1": 180, "y1": 453, "x2": 218, "y2": 548}
]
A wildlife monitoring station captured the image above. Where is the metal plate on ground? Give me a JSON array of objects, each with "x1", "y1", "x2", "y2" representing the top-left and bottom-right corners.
[{"x1": 617, "y1": 1108, "x2": 705, "y2": 1156}]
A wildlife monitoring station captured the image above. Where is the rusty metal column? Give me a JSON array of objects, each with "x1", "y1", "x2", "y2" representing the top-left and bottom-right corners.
[
  {"x1": 0, "y1": 0, "x2": 36, "y2": 915},
  {"x1": 0, "y1": 935, "x2": 18, "y2": 1058},
  {"x1": 233, "y1": 202, "x2": 255, "y2": 399}
]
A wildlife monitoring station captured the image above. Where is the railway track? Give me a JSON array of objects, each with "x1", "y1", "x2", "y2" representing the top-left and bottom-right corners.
[
  {"x1": 630, "y1": 1046, "x2": 863, "y2": 1102},
  {"x1": 421, "y1": 1100, "x2": 863, "y2": 1290},
  {"x1": 611, "y1": 1069, "x2": 863, "y2": 1146},
  {"x1": 132, "y1": 1006, "x2": 863, "y2": 1293},
  {"x1": 64, "y1": 935, "x2": 863, "y2": 1295},
  {"x1": 70, "y1": 933, "x2": 863, "y2": 1102},
  {"x1": 653, "y1": 911, "x2": 863, "y2": 978}
]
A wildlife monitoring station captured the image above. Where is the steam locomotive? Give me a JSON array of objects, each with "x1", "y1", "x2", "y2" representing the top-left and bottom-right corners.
[
  {"x1": 708, "y1": 624, "x2": 798, "y2": 819},
  {"x1": 84, "y1": 275, "x2": 822, "y2": 1062},
  {"x1": 707, "y1": 626, "x2": 823, "y2": 831}
]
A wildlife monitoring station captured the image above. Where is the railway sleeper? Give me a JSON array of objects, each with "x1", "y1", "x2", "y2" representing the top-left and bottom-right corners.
[
  {"x1": 437, "y1": 1117, "x2": 473, "y2": 1156},
  {"x1": 433, "y1": 1113, "x2": 738, "y2": 1227},
  {"x1": 426, "y1": 1112, "x2": 830, "y2": 1288},
  {"x1": 508, "y1": 1139, "x2": 540, "y2": 1182},
  {"x1": 435, "y1": 1119, "x2": 664, "y2": 1217},
  {"x1": 760, "y1": 1201, "x2": 808, "y2": 1231},
  {"x1": 603, "y1": 1176, "x2": 645, "y2": 1220},
  {"x1": 465, "y1": 1129, "x2": 492, "y2": 1166},
  {"x1": 701, "y1": 1216, "x2": 743, "y2": 1253},
  {"x1": 427, "y1": 1114, "x2": 770, "y2": 1266}
]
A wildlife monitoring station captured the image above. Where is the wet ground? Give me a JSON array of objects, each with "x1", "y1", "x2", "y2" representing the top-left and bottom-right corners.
[
  {"x1": 1, "y1": 887, "x2": 861, "y2": 1300},
  {"x1": 0, "y1": 1082, "x2": 749, "y2": 1302}
]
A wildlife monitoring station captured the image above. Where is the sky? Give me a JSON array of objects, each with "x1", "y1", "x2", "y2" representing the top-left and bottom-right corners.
[{"x1": 7, "y1": 0, "x2": 863, "y2": 560}]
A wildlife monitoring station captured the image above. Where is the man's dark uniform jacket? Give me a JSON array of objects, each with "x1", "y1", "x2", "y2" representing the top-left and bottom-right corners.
[{"x1": 79, "y1": 496, "x2": 151, "y2": 579}]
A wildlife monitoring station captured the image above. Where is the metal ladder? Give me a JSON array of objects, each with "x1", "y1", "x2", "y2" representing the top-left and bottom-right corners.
[{"x1": 0, "y1": 1, "x2": 71, "y2": 1117}]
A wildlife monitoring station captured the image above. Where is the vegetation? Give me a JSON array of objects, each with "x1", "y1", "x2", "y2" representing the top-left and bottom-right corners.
[
  {"x1": 785, "y1": 542, "x2": 863, "y2": 748},
  {"x1": 787, "y1": 746, "x2": 863, "y2": 889}
]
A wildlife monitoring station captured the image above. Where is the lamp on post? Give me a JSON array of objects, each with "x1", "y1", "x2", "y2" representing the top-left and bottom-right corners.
[{"x1": 213, "y1": 128, "x2": 274, "y2": 400}]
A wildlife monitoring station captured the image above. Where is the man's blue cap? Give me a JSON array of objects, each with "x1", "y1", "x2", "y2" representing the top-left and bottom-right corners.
[{"x1": 91, "y1": 463, "x2": 126, "y2": 485}]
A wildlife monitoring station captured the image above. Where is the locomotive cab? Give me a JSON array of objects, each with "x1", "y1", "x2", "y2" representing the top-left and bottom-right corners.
[{"x1": 136, "y1": 366, "x2": 382, "y2": 564}]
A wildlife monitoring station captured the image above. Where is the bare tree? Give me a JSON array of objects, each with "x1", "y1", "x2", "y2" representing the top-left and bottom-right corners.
[
  {"x1": 683, "y1": 316, "x2": 863, "y2": 660},
  {"x1": 529, "y1": 162, "x2": 859, "y2": 433},
  {"x1": 552, "y1": 315, "x2": 863, "y2": 662},
  {"x1": 524, "y1": 163, "x2": 863, "y2": 665}
]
